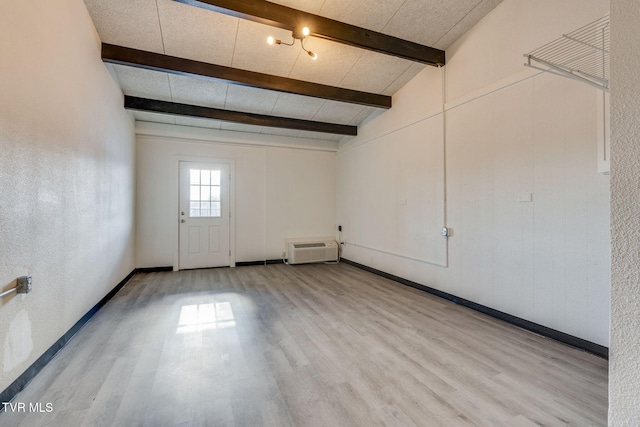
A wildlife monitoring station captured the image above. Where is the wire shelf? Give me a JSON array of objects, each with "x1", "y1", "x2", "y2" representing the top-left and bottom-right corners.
[{"x1": 524, "y1": 14, "x2": 609, "y2": 91}]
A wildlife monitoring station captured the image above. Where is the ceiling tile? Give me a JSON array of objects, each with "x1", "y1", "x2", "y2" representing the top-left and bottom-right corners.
[
  {"x1": 168, "y1": 74, "x2": 228, "y2": 108},
  {"x1": 383, "y1": 0, "x2": 481, "y2": 46},
  {"x1": 231, "y1": 21, "x2": 300, "y2": 77},
  {"x1": 318, "y1": 0, "x2": 406, "y2": 31},
  {"x1": 288, "y1": 38, "x2": 363, "y2": 86},
  {"x1": 224, "y1": 85, "x2": 279, "y2": 115},
  {"x1": 349, "y1": 106, "x2": 377, "y2": 125},
  {"x1": 175, "y1": 116, "x2": 222, "y2": 129},
  {"x1": 312, "y1": 101, "x2": 365, "y2": 125},
  {"x1": 339, "y1": 51, "x2": 413, "y2": 93},
  {"x1": 133, "y1": 111, "x2": 176, "y2": 124},
  {"x1": 83, "y1": 0, "x2": 164, "y2": 53},
  {"x1": 433, "y1": 0, "x2": 504, "y2": 49},
  {"x1": 156, "y1": 0, "x2": 238, "y2": 65},
  {"x1": 112, "y1": 65, "x2": 172, "y2": 101},
  {"x1": 270, "y1": 93, "x2": 326, "y2": 120},
  {"x1": 382, "y1": 63, "x2": 426, "y2": 96}
]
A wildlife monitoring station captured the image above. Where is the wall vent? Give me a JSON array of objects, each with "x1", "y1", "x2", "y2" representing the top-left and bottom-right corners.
[{"x1": 287, "y1": 240, "x2": 338, "y2": 265}]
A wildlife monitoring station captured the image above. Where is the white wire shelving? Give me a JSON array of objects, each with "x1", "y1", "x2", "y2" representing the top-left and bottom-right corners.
[{"x1": 524, "y1": 14, "x2": 609, "y2": 92}]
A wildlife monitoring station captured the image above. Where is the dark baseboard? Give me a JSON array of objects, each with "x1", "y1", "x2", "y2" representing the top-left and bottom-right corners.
[
  {"x1": 236, "y1": 259, "x2": 285, "y2": 266},
  {"x1": 137, "y1": 262, "x2": 286, "y2": 269},
  {"x1": 0, "y1": 269, "x2": 137, "y2": 410},
  {"x1": 236, "y1": 261, "x2": 266, "y2": 267},
  {"x1": 135, "y1": 266, "x2": 173, "y2": 273},
  {"x1": 341, "y1": 258, "x2": 609, "y2": 359}
]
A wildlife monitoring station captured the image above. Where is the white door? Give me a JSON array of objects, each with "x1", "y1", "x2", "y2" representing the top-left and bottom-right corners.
[{"x1": 179, "y1": 161, "x2": 230, "y2": 269}]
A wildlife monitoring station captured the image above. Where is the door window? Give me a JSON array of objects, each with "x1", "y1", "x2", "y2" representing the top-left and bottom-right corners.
[{"x1": 189, "y1": 169, "x2": 221, "y2": 218}]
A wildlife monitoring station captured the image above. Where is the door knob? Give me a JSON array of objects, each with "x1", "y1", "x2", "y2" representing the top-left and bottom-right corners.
[{"x1": 181, "y1": 219, "x2": 186, "y2": 223}]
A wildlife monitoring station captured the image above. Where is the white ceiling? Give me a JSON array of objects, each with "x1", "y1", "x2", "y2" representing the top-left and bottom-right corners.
[{"x1": 85, "y1": 0, "x2": 503, "y2": 142}]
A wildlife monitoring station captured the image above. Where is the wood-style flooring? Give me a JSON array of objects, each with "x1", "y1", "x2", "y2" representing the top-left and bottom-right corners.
[{"x1": 1, "y1": 263, "x2": 608, "y2": 426}]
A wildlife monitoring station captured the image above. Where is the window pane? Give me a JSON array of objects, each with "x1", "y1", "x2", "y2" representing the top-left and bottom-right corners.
[
  {"x1": 201, "y1": 170, "x2": 211, "y2": 186},
  {"x1": 190, "y1": 185, "x2": 200, "y2": 201},
  {"x1": 210, "y1": 186, "x2": 220, "y2": 202},
  {"x1": 201, "y1": 186, "x2": 211, "y2": 201},
  {"x1": 211, "y1": 170, "x2": 221, "y2": 186},
  {"x1": 190, "y1": 169, "x2": 200, "y2": 185},
  {"x1": 189, "y1": 201, "x2": 199, "y2": 217},
  {"x1": 201, "y1": 202, "x2": 211, "y2": 217}
]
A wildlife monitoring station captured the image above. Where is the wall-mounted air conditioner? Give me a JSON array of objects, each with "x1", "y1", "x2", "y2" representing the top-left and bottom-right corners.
[{"x1": 287, "y1": 240, "x2": 338, "y2": 265}]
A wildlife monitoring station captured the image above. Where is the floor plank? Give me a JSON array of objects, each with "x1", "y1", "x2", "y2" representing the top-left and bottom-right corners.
[{"x1": 1, "y1": 264, "x2": 608, "y2": 426}]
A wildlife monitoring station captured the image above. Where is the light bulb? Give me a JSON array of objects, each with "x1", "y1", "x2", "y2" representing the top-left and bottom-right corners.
[
  {"x1": 267, "y1": 36, "x2": 275, "y2": 45},
  {"x1": 302, "y1": 27, "x2": 310, "y2": 37},
  {"x1": 308, "y1": 51, "x2": 317, "y2": 60}
]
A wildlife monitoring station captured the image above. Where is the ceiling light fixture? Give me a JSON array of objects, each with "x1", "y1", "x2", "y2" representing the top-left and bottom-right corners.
[{"x1": 267, "y1": 27, "x2": 317, "y2": 60}]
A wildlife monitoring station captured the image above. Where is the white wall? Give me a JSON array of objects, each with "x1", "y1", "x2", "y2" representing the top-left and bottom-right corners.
[
  {"x1": 265, "y1": 148, "x2": 337, "y2": 258},
  {"x1": 0, "y1": 0, "x2": 135, "y2": 392},
  {"x1": 337, "y1": 0, "x2": 610, "y2": 346},
  {"x1": 337, "y1": 76, "x2": 447, "y2": 266},
  {"x1": 135, "y1": 123, "x2": 336, "y2": 267},
  {"x1": 609, "y1": 0, "x2": 640, "y2": 423}
]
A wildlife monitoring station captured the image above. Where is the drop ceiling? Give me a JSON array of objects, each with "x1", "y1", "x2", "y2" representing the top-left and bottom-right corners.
[{"x1": 84, "y1": 0, "x2": 503, "y2": 142}]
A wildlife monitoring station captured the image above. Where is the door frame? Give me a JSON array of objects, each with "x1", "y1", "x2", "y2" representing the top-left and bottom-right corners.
[{"x1": 173, "y1": 156, "x2": 236, "y2": 271}]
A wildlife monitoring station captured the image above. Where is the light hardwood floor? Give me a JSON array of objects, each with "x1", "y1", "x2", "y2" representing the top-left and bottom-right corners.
[{"x1": 2, "y1": 263, "x2": 608, "y2": 426}]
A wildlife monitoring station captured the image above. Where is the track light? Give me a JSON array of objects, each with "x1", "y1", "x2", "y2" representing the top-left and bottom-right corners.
[{"x1": 266, "y1": 27, "x2": 317, "y2": 60}]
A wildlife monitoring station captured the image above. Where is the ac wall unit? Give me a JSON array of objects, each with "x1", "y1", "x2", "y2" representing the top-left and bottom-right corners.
[{"x1": 287, "y1": 240, "x2": 338, "y2": 265}]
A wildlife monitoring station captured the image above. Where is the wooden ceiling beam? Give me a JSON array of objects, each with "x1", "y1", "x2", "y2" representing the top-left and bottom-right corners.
[
  {"x1": 102, "y1": 44, "x2": 391, "y2": 109},
  {"x1": 174, "y1": 0, "x2": 445, "y2": 66},
  {"x1": 124, "y1": 96, "x2": 358, "y2": 136}
]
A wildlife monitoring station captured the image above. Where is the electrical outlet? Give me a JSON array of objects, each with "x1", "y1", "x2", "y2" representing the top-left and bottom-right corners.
[
  {"x1": 338, "y1": 225, "x2": 342, "y2": 232},
  {"x1": 17, "y1": 275, "x2": 32, "y2": 294}
]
